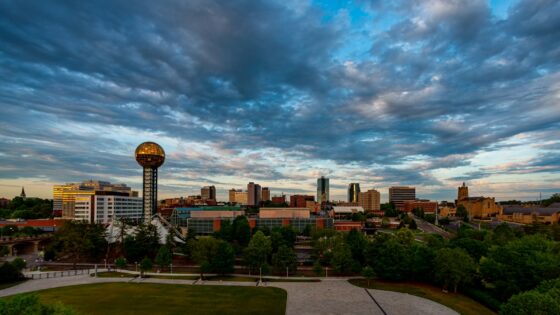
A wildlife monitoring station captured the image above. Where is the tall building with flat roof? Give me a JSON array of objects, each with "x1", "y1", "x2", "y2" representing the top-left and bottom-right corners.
[
  {"x1": 348, "y1": 183, "x2": 360, "y2": 203},
  {"x1": 262, "y1": 187, "x2": 270, "y2": 202},
  {"x1": 201, "y1": 186, "x2": 216, "y2": 201},
  {"x1": 359, "y1": 189, "x2": 381, "y2": 212},
  {"x1": 389, "y1": 186, "x2": 416, "y2": 211},
  {"x1": 247, "y1": 182, "x2": 261, "y2": 206},
  {"x1": 317, "y1": 176, "x2": 330, "y2": 203},
  {"x1": 228, "y1": 189, "x2": 238, "y2": 203},
  {"x1": 234, "y1": 191, "x2": 248, "y2": 205}
]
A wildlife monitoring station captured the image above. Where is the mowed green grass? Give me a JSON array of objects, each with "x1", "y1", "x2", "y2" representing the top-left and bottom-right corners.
[
  {"x1": 349, "y1": 279, "x2": 496, "y2": 315},
  {"x1": 33, "y1": 283, "x2": 287, "y2": 315}
]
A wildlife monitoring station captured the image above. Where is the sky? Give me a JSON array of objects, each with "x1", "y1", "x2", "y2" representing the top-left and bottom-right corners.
[{"x1": 0, "y1": 0, "x2": 559, "y2": 202}]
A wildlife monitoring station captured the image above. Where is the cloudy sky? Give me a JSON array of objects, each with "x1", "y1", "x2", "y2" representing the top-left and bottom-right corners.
[{"x1": 1, "y1": 0, "x2": 559, "y2": 202}]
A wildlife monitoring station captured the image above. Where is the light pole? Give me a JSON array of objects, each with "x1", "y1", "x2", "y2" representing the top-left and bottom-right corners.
[
  {"x1": 325, "y1": 266, "x2": 328, "y2": 278},
  {"x1": 286, "y1": 267, "x2": 289, "y2": 278},
  {"x1": 170, "y1": 263, "x2": 173, "y2": 275},
  {"x1": 135, "y1": 261, "x2": 138, "y2": 272},
  {"x1": 259, "y1": 267, "x2": 262, "y2": 283}
]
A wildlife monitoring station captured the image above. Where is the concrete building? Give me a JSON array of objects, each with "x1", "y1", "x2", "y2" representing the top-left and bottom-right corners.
[
  {"x1": 456, "y1": 183, "x2": 501, "y2": 219},
  {"x1": 317, "y1": 176, "x2": 330, "y2": 203},
  {"x1": 497, "y1": 205, "x2": 560, "y2": 224},
  {"x1": 271, "y1": 195, "x2": 286, "y2": 204},
  {"x1": 389, "y1": 186, "x2": 416, "y2": 211},
  {"x1": 201, "y1": 186, "x2": 216, "y2": 201},
  {"x1": 261, "y1": 187, "x2": 270, "y2": 202},
  {"x1": 348, "y1": 183, "x2": 360, "y2": 203},
  {"x1": 331, "y1": 206, "x2": 365, "y2": 219},
  {"x1": 228, "y1": 189, "x2": 239, "y2": 203},
  {"x1": 247, "y1": 182, "x2": 261, "y2": 206},
  {"x1": 259, "y1": 208, "x2": 310, "y2": 219},
  {"x1": 359, "y1": 189, "x2": 381, "y2": 212},
  {"x1": 403, "y1": 200, "x2": 438, "y2": 213},
  {"x1": 74, "y1": 192, "x2": 142, "y2": 224},
  {"x1": 290, "y1": 195, "x2": 315, "y2": 208},
  {"x1": 53, "y1": 180, "x2": 137, "y2": 218},
  {"x1": 234, "y1": 191, "x2": 248, "y2": 205}
]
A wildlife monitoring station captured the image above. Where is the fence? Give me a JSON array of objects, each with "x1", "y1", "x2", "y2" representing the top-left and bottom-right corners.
[{"x1": 27, "y1": 268, "x2": 92, "y2": 280}]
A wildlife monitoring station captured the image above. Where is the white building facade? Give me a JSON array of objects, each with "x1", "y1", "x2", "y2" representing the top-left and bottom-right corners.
[{"x1": 74, "y1": 194, "x2": 143, "y2": 224}]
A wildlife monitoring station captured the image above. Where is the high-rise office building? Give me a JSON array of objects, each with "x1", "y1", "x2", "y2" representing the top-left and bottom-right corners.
[
  {"x1": 201, "y1": 185, "x2": 216, "y2": 201},
  {"x1": 348, "y1": 183, "x2": 361, "y2": 203},
  {"x1": 135, "y1": 142, "x2": 165, "y2": 222},
  {"x1": 247, "y1": 182, "x2": 262, "y2": 206},
  {"x1": 359, "y1": 189, "x2": 381, "y2": 212},
  {"x1": 261, "y1": 187, "x2": 270, "y2": 202},
  {"x1": 53, "y1": 180, "x2": 136, "y2": 218},
  {"x1": 317, "y1": 176, "x2": 330, "y2": 203},
  {"x1": 389, "y1": 186, "x2": 416, "y2": 211}
]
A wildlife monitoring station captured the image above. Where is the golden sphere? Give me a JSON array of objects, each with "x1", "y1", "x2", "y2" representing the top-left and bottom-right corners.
[{"x1": 135, "y1": 142, "x2": 165, "y2": 168}]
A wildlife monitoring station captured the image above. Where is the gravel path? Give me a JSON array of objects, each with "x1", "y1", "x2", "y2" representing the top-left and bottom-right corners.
[{"x1": 0, "y1": 275, "x2": 457, "y2": 315}]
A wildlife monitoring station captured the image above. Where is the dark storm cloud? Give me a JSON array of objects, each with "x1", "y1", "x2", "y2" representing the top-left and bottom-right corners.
[{"x1": 0, "y1": 0, "x2": 559, "y2": 190}]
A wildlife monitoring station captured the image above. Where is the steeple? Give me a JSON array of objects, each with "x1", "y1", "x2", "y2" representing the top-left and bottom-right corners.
[{"x1": 20, "y1": 187, "x2": 26, "y2": 199}]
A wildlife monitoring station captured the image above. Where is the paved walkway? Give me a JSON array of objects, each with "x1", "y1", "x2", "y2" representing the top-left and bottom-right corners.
[{"x1": 0, "y1": 275, "x2": 457, "y2": 315}]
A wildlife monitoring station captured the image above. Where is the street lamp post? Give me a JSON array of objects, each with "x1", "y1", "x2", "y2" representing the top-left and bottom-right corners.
[
  {"x1": 286, "y1": 267, "x2": 289, "y2": 278},
  {"x1": 135, "y1": 261, "x2": 138, "y2": 272},
  {"x1": 259, "y1": 267, "x2": 262, "y2": 283},
  {"x1": 170, "y1": 263, "x2": 173, "y2": 275}
]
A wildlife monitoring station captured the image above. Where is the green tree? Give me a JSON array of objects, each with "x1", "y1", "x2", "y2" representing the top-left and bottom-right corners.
[
  {"x1": 330, "y1": 243, "x2": 355, "y2": 274},
  {"x1": 232, "y1": 216, "x2": 251, "y2": 247},
  {"x1": 366, "y1": 237, "x2": 411, "y2": 280},
  {"x1": 492, "y1": 223, "x2": 515, "y2": 246},
  {"x1": 0, "y1": 294, "x2": 77, "y2": 315},
  {"x1": 409, "y1": 219, "x2": 418, "y2": 230},
  {"x1": 154, "y1": 245, "x2": 173, "y2": 271},
  {"x1": 189, "y1": 237, "x2": 219, "y2": 278},
  {"x1": 434, "y1": 248, "x2": 476, "y2": 292},
  {"x1": 312, "y1": 260, "x2": 324, "y2": 276},
  {"x1": 501, "y1": 291, "x2": 560, "y2": 315},
  {"x1": 361, "y1": 266, "x2": 375, "y2": 287},
  {"x1": 54, "y1": 221, "x2": 107, "y2": 269},
  {"x1": 345, "y1": 228, "x2": 367, "y2": 264},
  {"x1": 480, "y1": 234, "x2": 560, "y2": 301},
  {"x1": 139, "y1": 257, "x2": 152, "y2": 278},
  {"x1": 115, "y1": 257, "x2": 127, "y2": 271},
  {"x1": 0, "y1": 262, "x2": 23, "y2": 284},
  {"x1": 272, "y1": 245, "x2": 297, "y2": 275},
  {"x1": 123, "y1": 223, "x2": 160, "y2": 262},
  {"x1": 450, "y1": 237, "x2": 488, "y2": 262},
  {"x1": 395, "y1": 228, "x2": 415, "y2": 246},
  {"x1": 11, "y1": 257, "x2": 26, "y2": 271},
  {"x1": 456, "y1": 205, "x2": 468, "y2": 221},
  {"x1": 243, "y1": 231, "x2": 272, "y2": 273},
  {"x1": 211, "y1": 241, "x2": 235, "y2": 275}
]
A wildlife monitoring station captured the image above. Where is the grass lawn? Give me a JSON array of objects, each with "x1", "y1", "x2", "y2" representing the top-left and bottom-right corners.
[
  {"x1": 0, "y1": 280, "x2": 26, "y2": 290},
  {"x1": 27, "y1": 283, "x2": 286, "y2": 315},
  {"x1": 349, "y1": 279, "x2": 496, "y2": 315}
]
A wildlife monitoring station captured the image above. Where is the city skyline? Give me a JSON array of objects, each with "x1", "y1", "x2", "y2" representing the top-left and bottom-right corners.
[{"x1": 1, "y1": 0, "x2": 559, "y2": 202}]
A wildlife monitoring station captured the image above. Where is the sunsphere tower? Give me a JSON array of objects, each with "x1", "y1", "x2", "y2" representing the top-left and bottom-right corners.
[{"x1": 135, "y1": 142, "x2": 165, "y2": 223}]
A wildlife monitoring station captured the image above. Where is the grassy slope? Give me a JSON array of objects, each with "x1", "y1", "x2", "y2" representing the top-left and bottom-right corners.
[
  {"x1": 32, "y1": 283, "x2": 286, "y2": 315},
  {"x1": 349, "y1": 279, "x2": 496, "y2": 315}
]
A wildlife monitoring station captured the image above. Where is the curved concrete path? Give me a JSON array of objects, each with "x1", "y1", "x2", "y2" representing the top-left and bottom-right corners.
[{"x1": 0, "y1": 276, "x2": 457, "y2": 315}]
